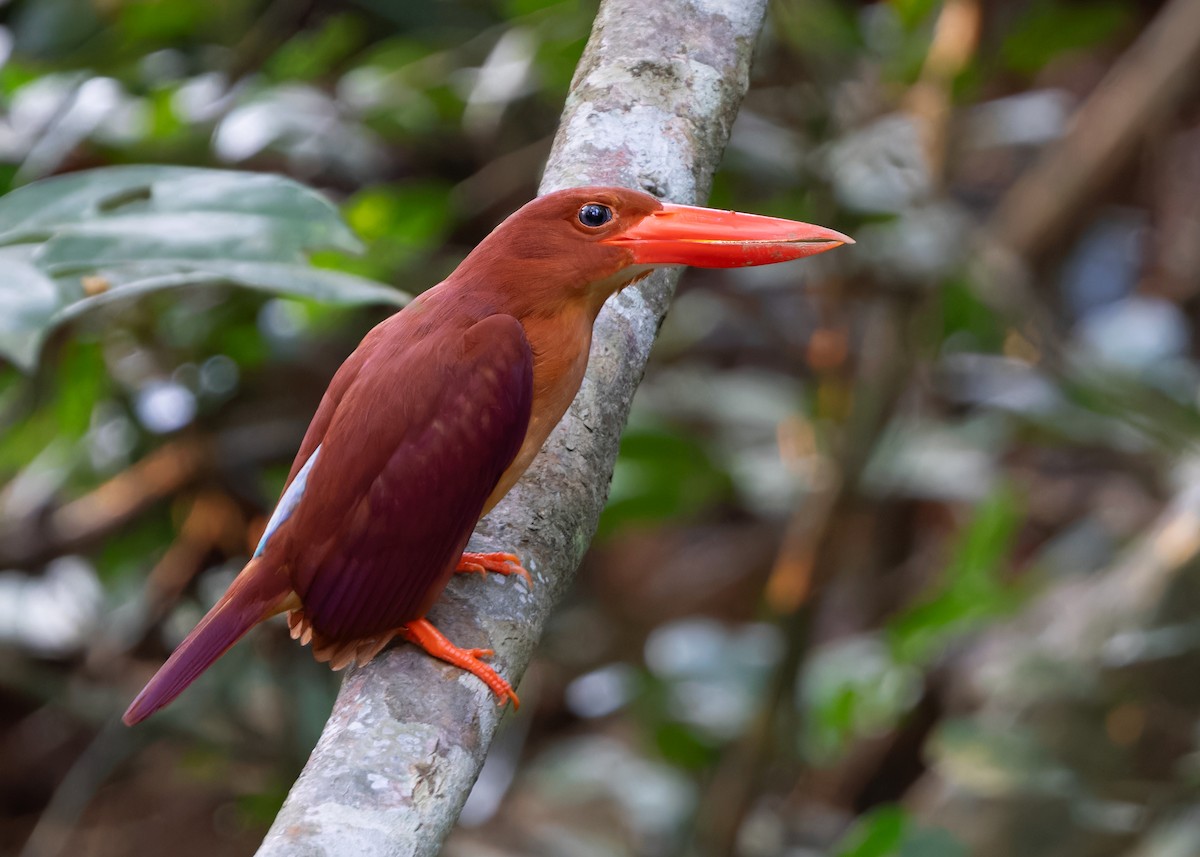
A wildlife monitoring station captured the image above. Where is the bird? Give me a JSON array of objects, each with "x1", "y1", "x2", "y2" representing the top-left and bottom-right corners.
[{"x1": 122, "y1": 186, "x2": 852, "y2": 725}]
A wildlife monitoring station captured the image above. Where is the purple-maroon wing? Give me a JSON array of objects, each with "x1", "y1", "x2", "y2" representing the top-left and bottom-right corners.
[{"x1": 268, "y1": 313, "x2": 533, "y2": 642}]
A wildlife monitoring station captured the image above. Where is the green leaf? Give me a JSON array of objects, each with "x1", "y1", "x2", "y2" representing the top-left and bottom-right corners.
[
  {"x1": 266, "y1": 13, "x2": 367, "y2": 81},
  {"x1": 52, "y1": 261, "x2": 404, "y2": 324},
  {"x1": 888, "y1": 0, "x2": 941, "y2": 30},
  {"x1": 802, "y1": 635, "x2": 923, "y2": 760},
  {"x1": 344, "y1": 182, "x2": 452, "y2": 249},
  {"x1": 37, "y1": 212, "x2": 339, "y2": 269},
  {"x1": 940, "y1": 275, "x2": 1006, "y2": 353},
  {"x1": 0, "y1": 166, "x2": 406, "y2": 370},
  {"x1": 0, "y1": 246, "x2": 61, "y2": 369},
  {"x1": 52, "y1": 340, "x2": 108, "y2": 437},
  {"x1": 598, "y1": 423, "x2": 734, "y2": 537},
  {"x1": 889, "y1": 485, "x2": 1025, "y2": 664},
  {"x1": 0, "y1": 167, "x2": 361, "y2": 250},
  {"x1": 835, "y1": 806, "x2": 908, "y2": 857},
  {"x1": 653, "y1": 721, "x2": 719, "y2": 770},
  {"x1": 834, "y1": 806, "x2": 968, "y2": 857}
]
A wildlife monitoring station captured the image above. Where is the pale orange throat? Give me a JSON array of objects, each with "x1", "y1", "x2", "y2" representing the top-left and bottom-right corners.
[{"x1": 482, "y1": 311, "x2": 593, "y2": 513}]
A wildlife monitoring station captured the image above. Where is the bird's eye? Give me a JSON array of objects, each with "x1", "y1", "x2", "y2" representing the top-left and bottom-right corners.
[{"x1": 578, "y1": 203, "x2": 613, "y2": 228}]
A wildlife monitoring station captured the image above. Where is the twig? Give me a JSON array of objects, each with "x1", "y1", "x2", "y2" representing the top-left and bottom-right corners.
[
  {"x1": 697, "y1": 0, "x2": 982, "y2": 845},
  {"x1": 254, "y1": 1, "x2": 772, "y2": 855},
  {"x1": 17, "y1": 716, "x2": 138, "y2": 857},
  {"x1": 0, "y1": 437, "x2": 212, "y2": 569},
  {"x1": 904, "y1": 0, "x2": 982, "y2": 187},
  {"x1": 696, "y1": 295, "x2": 918, "y2": 856},
  {"x1": 0, "y1": 415, "x2": 312, "y2": 569},
  {"x1": 903, "y1": 2, "x2": 1200, "y2": 848},
  {"x1": 971, "y1": 0, "x2": 1200, "y2": 435},
  {"x1": 987, "y1": 0, "x2": 1200, "y2": 261}
]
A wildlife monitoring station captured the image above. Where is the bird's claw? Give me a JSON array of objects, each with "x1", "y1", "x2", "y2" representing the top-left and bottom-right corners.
[
  {"x1": 456, "y1": 551, "x2": 533, "y2": 588},
  {"x1": 401, "y1": 618, "x2": 520, "y2": 709}
]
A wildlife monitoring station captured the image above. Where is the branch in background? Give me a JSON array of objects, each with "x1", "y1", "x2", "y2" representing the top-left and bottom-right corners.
[
  {"x1": 0, "y1": 438, "x2": 212, "y2": 569},
  {"x1": 971, "y1": 0, "x2": 1200, "y2": 370},
  {"x1": 909, "y1": 464, "x2": 1200, "y2": 855},
  {"x1": 697, "y1": 295, "x2": 919, "y2": 855},
  {"x1": 987, "y1": 0, "x2": 1200, "y2": 262},
  {"x1": 910, "y1": 1, "x2": 1200, "y2": 850},
  {"x1": 975, "y1": 0, "x2": 1200, "y2": 626},
  {"x1": 964, "y1": 0, "x2": 1200, "y2": 610},
  {"x1": 698, "y1": 1, "x2": 984, "y2": 846},
  {"x1": 904, "y1": 0, "x2": 982, "y2": 187},
  {"x1": 0, "y1": 416, "x2": 309, "y2": 571},
  {"x1": 255, "y1": 1, "x2": 770, "y2": 854}
]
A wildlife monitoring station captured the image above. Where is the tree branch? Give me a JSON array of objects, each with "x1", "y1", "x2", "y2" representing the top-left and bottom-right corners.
[
  {"x1": 987, "y1": 0, "x2": 1200, "y2": 261},
  {"x1": 255, "y1": 1, "x2": 769, "y2": 854}
]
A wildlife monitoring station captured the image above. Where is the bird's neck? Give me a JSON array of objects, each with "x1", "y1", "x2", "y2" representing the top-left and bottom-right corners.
[{"x1": 480, "y1": 301, "x2": 594, "y2": 512}]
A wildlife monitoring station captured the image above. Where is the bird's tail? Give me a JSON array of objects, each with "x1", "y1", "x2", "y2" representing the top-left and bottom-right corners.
[{"x1": 123, "y1": 558, "x2": 296, "y2": 726}]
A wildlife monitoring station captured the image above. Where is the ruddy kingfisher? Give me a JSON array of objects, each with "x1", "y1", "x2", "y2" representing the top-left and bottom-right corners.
[{"x1": 123, "y1": 186, "x2": 852, "y2": 725}]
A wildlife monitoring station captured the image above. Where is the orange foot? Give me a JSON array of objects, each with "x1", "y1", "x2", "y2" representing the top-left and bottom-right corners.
[
  {"x1": 402, "y1": 618, "x2": 519, "y2": 708},
  {"x1": 456, "y1": 551, "x2": 532, "y2": 588}
]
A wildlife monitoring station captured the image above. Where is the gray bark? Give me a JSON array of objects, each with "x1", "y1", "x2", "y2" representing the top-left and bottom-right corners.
[{"x1": 255, "y1": 0, "x2": 769, "y2": 854}]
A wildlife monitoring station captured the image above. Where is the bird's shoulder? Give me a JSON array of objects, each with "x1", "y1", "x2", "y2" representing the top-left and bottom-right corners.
[
  {"x1": 282, "y1": 309, "x2": 533, "y2": 508},
  {"x1": 258, "y1": 310, "x2": 534, "y2": 598}
]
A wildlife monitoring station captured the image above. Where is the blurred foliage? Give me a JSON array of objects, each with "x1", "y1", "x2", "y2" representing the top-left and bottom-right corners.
[
  {"x1": 598, "y1": 422, "x2": 736, "y2": 539},
  {"x1": 3, "y1": 0, "x2": 1200, "y2": 856},
  {"x1": 0, "y1": 166, "x2": 403, "y2": 368},
  {"x1": 889, "y1": 485, "x2": 1025, "y2": 665},
  {"x1": 1000, "y1": 0, "x2": 1133, "y2": 76},
  {"x1": 835, "y1": 806, "x2": 966, "y2": 857}
]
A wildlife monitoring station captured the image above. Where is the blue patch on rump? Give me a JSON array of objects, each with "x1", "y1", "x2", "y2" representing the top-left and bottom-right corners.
[{"x1": 254, "y1": 444, "x2": 321, "y2": 558}]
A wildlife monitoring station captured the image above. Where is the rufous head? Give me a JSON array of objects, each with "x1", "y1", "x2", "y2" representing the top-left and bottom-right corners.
[{"x1": 454, "y1": 186, "x2": 852, "y2": 317}]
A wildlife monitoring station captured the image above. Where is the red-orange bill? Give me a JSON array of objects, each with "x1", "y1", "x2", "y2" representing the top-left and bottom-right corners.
[{"x1": 602, "y1": 202, "x2": 853, "y2": 268}]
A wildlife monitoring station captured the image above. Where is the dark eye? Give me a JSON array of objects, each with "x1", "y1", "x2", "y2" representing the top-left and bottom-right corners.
[{"x1": 578, "y1": 203, "x2": 613, "y2": 228}]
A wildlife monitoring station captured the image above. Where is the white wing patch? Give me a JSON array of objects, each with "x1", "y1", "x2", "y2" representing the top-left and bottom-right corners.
[{"x1": 254, "y1": 444, "x2": 322, "y2": 558}]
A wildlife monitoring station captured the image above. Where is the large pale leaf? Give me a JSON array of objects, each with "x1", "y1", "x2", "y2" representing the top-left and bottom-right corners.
[
  {"x1": 0, "y1": 246, "x2": 62, "y2": 370},
  {"x1": 0, "y1": 166, "x2": 407, "y2": 370}
]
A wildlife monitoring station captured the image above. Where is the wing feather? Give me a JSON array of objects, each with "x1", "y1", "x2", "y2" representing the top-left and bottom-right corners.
[{"x1": 265, "y1": 314, "x2": 533, "y2": 643}]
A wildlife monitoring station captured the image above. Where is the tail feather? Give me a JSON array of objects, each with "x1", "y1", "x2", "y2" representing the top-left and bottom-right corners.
[{"x1": 123, "y1": 559, "x2": 294, "y2": 726}]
